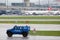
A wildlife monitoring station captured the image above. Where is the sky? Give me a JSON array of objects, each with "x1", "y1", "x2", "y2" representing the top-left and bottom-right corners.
[
  {"x1": 0, "y1": 0, "x2": 60, "y2": 5},
  {"x1": 0, "y1": 0, "x2": 54, "y2": 3}
]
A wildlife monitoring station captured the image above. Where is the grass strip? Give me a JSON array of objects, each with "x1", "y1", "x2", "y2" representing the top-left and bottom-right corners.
[
  {"x1": 0, "y1": 16, "x2": 60, "y2": 19},
  {"x1": 30, "y1": 31, "x2": 60, "y2": 36},
  {"x1": 0, "y1": 21, "x2": 60, "y2": 24}
]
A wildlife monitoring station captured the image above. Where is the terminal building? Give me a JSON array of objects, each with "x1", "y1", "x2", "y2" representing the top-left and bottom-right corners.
[
  {"x1": 0, "y1": 3, "x2": 6, "y2": 6},
  {"x1": 0, "y1": 0, "x2": 60, "y2": 10}
]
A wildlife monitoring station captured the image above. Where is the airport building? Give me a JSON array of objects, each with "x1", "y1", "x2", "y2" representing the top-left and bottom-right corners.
[
  {"x1": 0, "y1": 0, "x2": 60, "y2": 10},
  {"x1": 11, "y1": 3, "x2": 35, "y2": 7},
  {"x1": 0, "y1": 3, "x2": 6, "y2": 6}
]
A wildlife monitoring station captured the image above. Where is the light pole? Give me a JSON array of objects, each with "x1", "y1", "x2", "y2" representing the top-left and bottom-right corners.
[
  {"x1": 6, "y1": 0, "x2": 8, "y2": 10},
  {"x1": 39, "y1": 0, "x2": 40, "y2": 10},
  {"x1": 48, "y1": 0, "x2": 49, "y2": 7},
  {"x1": 48, "y1": 0, "x2": 50, "y2": 14}
]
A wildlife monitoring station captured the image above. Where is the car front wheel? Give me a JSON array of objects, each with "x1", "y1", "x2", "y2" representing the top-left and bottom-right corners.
[{"x1": 22, "y1": 32, "x2": 28, "y2": 37}]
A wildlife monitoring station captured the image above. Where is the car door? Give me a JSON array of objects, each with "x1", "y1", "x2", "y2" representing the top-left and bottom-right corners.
[{"x1": 13, "y1": 27, "x2": 22, "y2": 34}]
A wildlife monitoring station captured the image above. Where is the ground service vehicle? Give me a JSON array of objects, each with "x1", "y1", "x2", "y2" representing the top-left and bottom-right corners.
[{"x1": 6, "y1": 25, "x2": 30, "y2": 37}]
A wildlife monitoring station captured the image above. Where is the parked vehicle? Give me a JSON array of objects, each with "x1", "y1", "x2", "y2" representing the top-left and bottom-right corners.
[{"x1": 0, "y1": 10, "x2": 6, "y2": 15}]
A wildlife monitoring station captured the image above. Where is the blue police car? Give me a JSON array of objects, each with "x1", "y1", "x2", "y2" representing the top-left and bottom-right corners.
[{"x1": 6, "y1": 25, "x2": 30, "y2": 37}]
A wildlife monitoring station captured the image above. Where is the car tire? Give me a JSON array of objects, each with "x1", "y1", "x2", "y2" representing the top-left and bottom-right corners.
[
  {"x1": 7, "y1": 31, "x2": 12, "y2": 37},
  {"x1": 22, "y1": 32, "x2": 28, "y2": 37}
]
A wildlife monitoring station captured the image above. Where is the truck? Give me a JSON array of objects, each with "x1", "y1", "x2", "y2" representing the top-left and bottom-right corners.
[{"x1": 6, "y1": 25, "x2": 30, "y2": 37}]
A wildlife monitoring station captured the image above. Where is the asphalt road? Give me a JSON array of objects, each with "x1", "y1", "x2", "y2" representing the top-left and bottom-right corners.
[
  {"x1": 0, "y1": 24, "x2": 60, "y2": 31},
  {"x1": 0, "y1": 36, "x2": 60, "y2": 40},
  {"x1": 0, "y1": 24, "x2": 60, "y2": 40}
]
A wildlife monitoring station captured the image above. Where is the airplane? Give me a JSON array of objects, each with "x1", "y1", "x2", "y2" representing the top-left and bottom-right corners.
[{"x1": 24, "y1": 10, "x2": 60, "y2": 15}]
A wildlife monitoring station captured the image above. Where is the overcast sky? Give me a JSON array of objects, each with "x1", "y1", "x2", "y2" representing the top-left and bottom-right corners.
[
  {"x1": 0, "y1": 0, "x2": 60, "y2": 5},
  {"x1": 0, "y1": 0, "x2": 54, "y2": 3}
]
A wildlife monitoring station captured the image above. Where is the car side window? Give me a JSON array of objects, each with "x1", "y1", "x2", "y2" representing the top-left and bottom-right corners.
[
  {"x1": 14, "y1": 27, "x2": 17, "y2": 29},
  {"x1": 14, "y1": 26, "x2": 22, "y2": 30},
  {"x1": 16, "y1": 27, "x2": 21, "y2": 30},
  {"x1": 20, "y1": 27, "x2": 22, "y2": 29}
]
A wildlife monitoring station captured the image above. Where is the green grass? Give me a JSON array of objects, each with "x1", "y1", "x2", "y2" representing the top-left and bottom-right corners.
[
  {"x1": 30, "y1": 31, "x2": 60, "y2": 36},
  {"x1": 0, "y1": 16, "x2": 60, "y2": 19},
  {"x1": 0, "y1": 21, "x2": 60, "y2": 24}
]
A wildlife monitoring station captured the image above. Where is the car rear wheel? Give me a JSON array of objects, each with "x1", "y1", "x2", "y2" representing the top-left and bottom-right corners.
[
  {"x1": 22, "y1": 32, "x2": 28, "y2": 37},
  {"x1": 7, "y1": 31, "x2": 12, "y2": 37}
]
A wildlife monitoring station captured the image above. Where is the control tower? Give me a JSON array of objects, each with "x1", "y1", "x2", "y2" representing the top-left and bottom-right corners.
[{"x1": 24, "y1": 0, "x2": 30, "y2": 7}]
